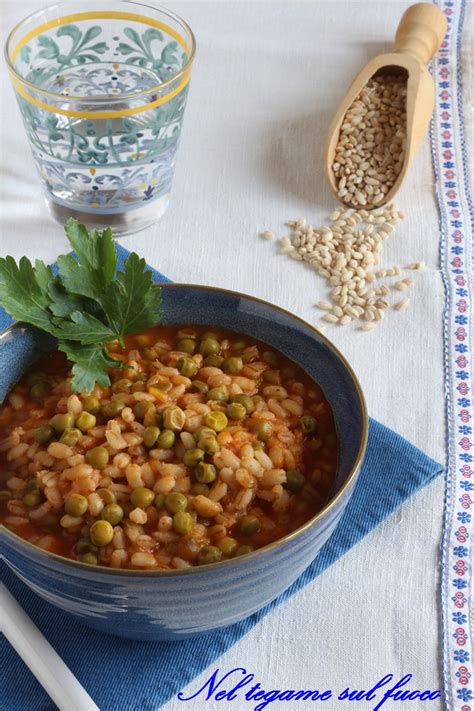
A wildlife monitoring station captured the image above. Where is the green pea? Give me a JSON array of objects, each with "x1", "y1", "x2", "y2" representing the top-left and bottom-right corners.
[
  {"x1": 50, "y1": 413, "x2": 75, "y2": 433},
  {"x1": 59, "y1": 428, "x2": 82, "y2": 447},
  {"x1": 135, "y1": 335, "x2": 151, "y2": 347},
  {"x1": 194, "y1": 462, "x2": 217, "y2": 484},
  {"x1": 198, "y1": 435, "x2": 220, "y2": 454},
  {"x1": 134, "y1": 401, "x2": 154, "y2": 419},
  {"x1": 202, "y1": 331, "x2": 219, "y2": 340},
  {"x1": 143, "y1": 426, "x2": 160, "y2": 448},
  {"x1": 252, "y1": 395, "x2": 264, "y2": 406},
  {"x1": 239, "y1": 515, "x2": 261, "y2": 535},
  {"x1": 22, "y1": 489, "x2": 42, "y2": 507},
  {"x1": 85, "y1": 446, "x2": 109, "y2": 469},
  {"x1": 177, "y1": 357, "x2": 198, "y2": 377},
  {"x1": 75, "y1": 411, "x2": 97, "y2": 432},
  {"x1": 177, "y1": 338, "x2": 196, "y2": 354},
  {"x1": 222, "y1": 357, "x2": 243, "y2": 373},
  {"x1": 187, "y1": 380, "x2": 206, "y2": 395},
  {"x1": 101, "y1": 400, "x2": 125, "y2": 419},
  {"x1": 231, "y1": 394, "x2": 255, "y2": 414},
  {"x1": 263, "y1": 351, "x2": 279, "y2": 366},
  {"x1": 34, "y1": 425, "x2": 55, "y2": 444},
  {"x1": 199, "y1": 338, "x2": 221, "y2": 357},
  {"x1": 142, "y1": 347, "x2": 157, "y2": 361},
  {"x1": 89, "y1": 520, "x2": 114, "y2": 546},
  {"x1": 203, "y1": 355, "x2": 224, "y2": 367},
  {"x1": 235, "y1": 544, "x2": 254, "y2": 557},
  {"x1": 173, "y1": 511, "x2": 193, "y2": 535},
  {"x1": 131, "y1": 487, "x2": 155, "y2": 509},
  {"x1": 183, "y1": 448, "x2": 205, "y2": 467},
  {"x1": 157, "y1": 429, "x2": 175, "y2": 449},
  {"x1": 96, "y1": 488, "x2": 116, "y2": 505},
  {"x1": 231, "y1": 339, "x2": 247, "y2": 350},
  {"x1": 252, "y1": 420, "x2": 273, "y2": 441},
  {"x1": 81, "y1": 552, "x2": 98, "y2": 565},
  {"x1": 300, "y1": 415, "x2": 318, "y2": 435},
  {"x1": 190, "y1": 483, "x2": 209, "y2": 496},
  {"x1": 227, "y1": 402, "x2": 247, "y2": 421},
  {"x1": 82, "y1": 396, "x2": 100, "y2": 415},
  {"x1": 285, "y1": 469, "x2": 306, "y2": 493},
  {"x1": 207, "y1": 386, "x2": 229, "y2": 402},
  {"x1": 165, "y1": 492, "x2": 188, "y2": 514},
  {"x1": 25, "y1": 479, "x2": 39, "y2": 493},
  {"x1": 0, "y1": 490, "x2": 12, "y2": 504},
  {"x1": 282, "y1": 366, "x2": 297, "y2": 379},
  {"x1": 64, "y1": 493, "x2": 88, "y2": 517},
  {"x1": 217, "y1": 536, "x2": 238, "y2": 556},
  {"x1": 30, "y1": 381, "x2": 50, "y2": 399},
  {"x1": 154, "y1": 493, "x2": 165, "y2": 509},
  {"x1": 162, "y1": 406, "x2": 185, "y2": 431},
  {"x1": 101, "y1": 503, "x2": 124, "y2": 525},
  {"x1": 198, "y1": 545, "x2": 222, "y2": 565},
  {"x1": 204, "y1": 411, "x2": 228, "y2": 433},
  {"x1": 111, "y1": 378, "x2": 133, "y2": 394},
  {"x1": 194, "y1": 426, "x2": 216, "y2": 441},
  {"x1": 263, "y1": 369, "x2": 281, "y2": 384},
  {"x1": 75, "y1": 538, "x2": 98, "y2": 555}
]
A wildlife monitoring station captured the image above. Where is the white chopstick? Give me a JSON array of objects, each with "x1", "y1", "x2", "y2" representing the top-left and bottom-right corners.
[{"x1": 0, "y1": 583, "x2": 100, "y2": 711}]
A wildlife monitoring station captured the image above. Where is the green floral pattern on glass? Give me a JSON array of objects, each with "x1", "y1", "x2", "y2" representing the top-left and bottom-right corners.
[
  {"x1": 14, "y1": 22, "x2": 187, "y2": 89},
  {"x1": 12, "y1": 17, "x2": 191, "y2": 214}
]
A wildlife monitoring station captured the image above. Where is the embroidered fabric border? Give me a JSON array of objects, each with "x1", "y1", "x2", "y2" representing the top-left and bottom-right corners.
[{"x1": 431, "y1": 1, "x2": 473, "y2": 708}]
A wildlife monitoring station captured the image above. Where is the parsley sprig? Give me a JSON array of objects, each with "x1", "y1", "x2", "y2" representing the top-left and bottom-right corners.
[{"x1": 0, "y1": 219, "x2": 162, "y2": 393}]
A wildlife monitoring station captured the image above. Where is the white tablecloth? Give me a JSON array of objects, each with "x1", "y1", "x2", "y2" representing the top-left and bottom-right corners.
[{"x1": 1, "y1": 1, "x2": 472, "y2": 709}]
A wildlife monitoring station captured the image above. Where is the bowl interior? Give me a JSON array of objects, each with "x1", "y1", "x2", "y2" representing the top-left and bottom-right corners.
[{"x1": 0, "y1": 284, "x2": 366, "y2": 501}]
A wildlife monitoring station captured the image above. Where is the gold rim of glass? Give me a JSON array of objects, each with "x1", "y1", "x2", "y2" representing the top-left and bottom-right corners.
[
  {"x1": 4, "y1": 0, "x2": 196, "y2": 103},
  {"x1": 0, "y1": 283, "x2": 369, "y2": 576}
]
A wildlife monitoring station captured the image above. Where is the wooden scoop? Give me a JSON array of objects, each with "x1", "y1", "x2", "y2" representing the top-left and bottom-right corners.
[{"x1": 325, "y1": 3, "x2": 447, "y2": 209}]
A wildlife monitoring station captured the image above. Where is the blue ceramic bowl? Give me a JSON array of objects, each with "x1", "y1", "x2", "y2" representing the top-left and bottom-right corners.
[{"x1": 0, "y1": 284, "x2": 367, "y2": 641}]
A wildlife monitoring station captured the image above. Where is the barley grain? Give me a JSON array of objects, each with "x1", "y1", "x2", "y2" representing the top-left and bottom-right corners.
[
  {"x1": 394, "y1": 298, "x2": 410, "y2": 311},
  {"x1": 406, "y1": 261, "x2": 425, "y2": 270},
  {"x1": 316, "y1": 300, "x2": 332, "y2": 311}
]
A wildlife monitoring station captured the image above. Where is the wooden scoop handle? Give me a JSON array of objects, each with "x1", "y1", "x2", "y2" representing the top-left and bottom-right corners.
[{"x1": 393, "y1": 3, "x2": 447, "y2": 65}]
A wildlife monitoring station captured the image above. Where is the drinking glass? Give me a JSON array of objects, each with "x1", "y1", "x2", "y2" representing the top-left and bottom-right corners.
[{"x1": 5, "y1": 1, "x2": 195, "y2": 235}]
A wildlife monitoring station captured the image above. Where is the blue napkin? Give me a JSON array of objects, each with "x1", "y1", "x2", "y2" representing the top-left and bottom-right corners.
[{"x1": 0, "y1": 247, "x2": 444, "y2": 711}]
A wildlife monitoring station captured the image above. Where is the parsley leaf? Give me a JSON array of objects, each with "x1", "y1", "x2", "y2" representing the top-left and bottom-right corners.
[
  {"x1": 53, "y1": 311, "x2": 117, "y2": 344},
  {"x1": 58, "y1": 341, "x2": 121, "y2": 393},
  {"x1": 0, "y1": 219, "x2": 162, "y2": 392},
  {"x1": 0, "y1": 256, "x2": 54, "y2": 333},
  {"x1": 34, "y1": 260, "x2": 55, "y2": 297},
  {"x1": 100, "y1": 252, "x2": 162, "y2": 344},
  {"x1": 47, "y1": 279, "x2": 89, "y2": 318},
  {"x1": 55, "y1": 219, "x2": 117, "y2": 302},
  {"x1": 64, "y1": 220, "x2": 116, "y2": 284}
]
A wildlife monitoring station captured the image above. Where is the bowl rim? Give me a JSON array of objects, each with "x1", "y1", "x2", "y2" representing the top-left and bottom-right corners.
[{"x1": 0, "y1": 282, "x2": 368, "y2": 576}]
